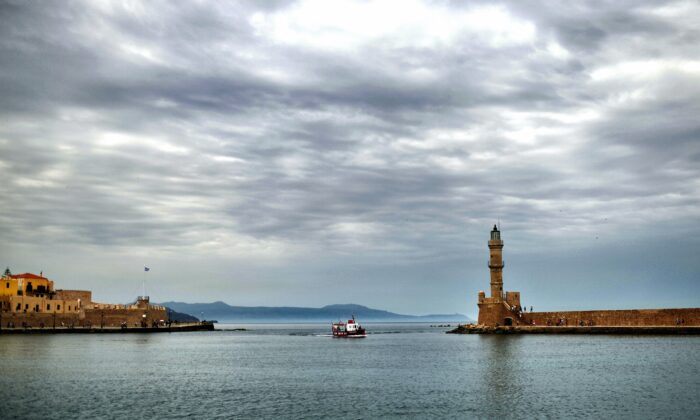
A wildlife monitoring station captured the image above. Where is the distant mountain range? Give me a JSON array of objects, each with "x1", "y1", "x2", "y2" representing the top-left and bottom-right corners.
[{"x1": 160, "y1": 302, "x2": 471, "y2": 323}]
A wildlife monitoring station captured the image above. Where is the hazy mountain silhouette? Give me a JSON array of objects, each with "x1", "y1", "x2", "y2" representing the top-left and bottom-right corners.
[{"x1": 159, "y1": 301, "x2": 470, "y2": 323}]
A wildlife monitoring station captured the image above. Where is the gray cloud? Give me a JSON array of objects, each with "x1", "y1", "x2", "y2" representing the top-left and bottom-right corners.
[{"x1": 1, "y1": 0, "x2": 699, "y2": 315}]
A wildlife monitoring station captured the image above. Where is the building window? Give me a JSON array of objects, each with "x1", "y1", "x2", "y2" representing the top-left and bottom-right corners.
[
  {"x1": 16, "y1": 303, "x2": 20, "y2": 311},
  {"x1": 47, "y1": 304, "x2": 51, "y2": 310},
  {"x1": 68, "y1": 306, "x2": 71, "y2": 311},
  {"x1": 57, "y1": 304, "x2": 61, "y2": 310},
  {"x1": 5, "y1": 282, "x2": 8, "y2": 288}
]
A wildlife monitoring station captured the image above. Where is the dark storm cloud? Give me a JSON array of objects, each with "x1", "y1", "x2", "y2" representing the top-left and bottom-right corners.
[{"x1": 1, "y1": 0, "x2": 698, "y2": 312}]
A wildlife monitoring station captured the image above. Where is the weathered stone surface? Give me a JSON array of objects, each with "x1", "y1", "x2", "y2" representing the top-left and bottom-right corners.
[
  {"x1": 448, "y1": 324, "x2": 700, "y2": 334},
  {"x1": 524, "y1": 308, "x2": 700, "y2": 327},
  {"x1": 0, "y1": 322, "x2": 215, "y2": 334}
]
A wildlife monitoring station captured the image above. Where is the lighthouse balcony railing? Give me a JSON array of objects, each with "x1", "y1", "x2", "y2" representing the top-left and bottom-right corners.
[{"x1": 488, "y1": 260, "x2": 504, "y2": 269}]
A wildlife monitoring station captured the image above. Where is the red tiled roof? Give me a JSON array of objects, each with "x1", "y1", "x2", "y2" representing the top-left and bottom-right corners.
[{"x1": 9, "y1": 273, "x2": 48, "y2": 280}]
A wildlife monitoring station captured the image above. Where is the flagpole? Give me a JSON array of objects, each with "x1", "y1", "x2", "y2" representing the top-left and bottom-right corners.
[{"x1": 142, "y1": 266, "x2": 146, "y2": 299}]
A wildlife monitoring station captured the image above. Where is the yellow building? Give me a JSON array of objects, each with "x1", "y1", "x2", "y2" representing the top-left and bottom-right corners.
[{"x1": 0, "y1": 272, "x2": 81, "y2": 315}]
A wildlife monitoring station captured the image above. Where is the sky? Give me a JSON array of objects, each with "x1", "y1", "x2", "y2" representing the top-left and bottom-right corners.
[{"x1": 1, "y1": 0, "x2": 699, "y2": 318}]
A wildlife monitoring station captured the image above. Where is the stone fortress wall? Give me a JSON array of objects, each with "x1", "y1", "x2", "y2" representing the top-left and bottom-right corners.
[
  {"x1": 507, "y1": 307, "x2": 700, "y2": 327},
  {"x1": 83, "y1": 306, "x2": 168, "y2": 328},
  {"x1": 54, "y1": 290, "x2": 93, "y2": 306},
  {"x1": 1, "y1": 303, "x2": 167, "y2": 329},
  {"x1": 1, "y1": 311, "x2": 81, "y2": 329},
  {"x1": 1, "y1": 272, "x2": 167, "y2": 329}
]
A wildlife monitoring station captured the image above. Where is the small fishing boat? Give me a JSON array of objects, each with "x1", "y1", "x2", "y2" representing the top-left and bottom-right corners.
[{"x1": 331, "y1": 316, "x2": 367, "y2": 338}]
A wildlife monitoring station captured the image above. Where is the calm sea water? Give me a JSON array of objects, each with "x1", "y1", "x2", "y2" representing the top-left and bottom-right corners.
[{"x1": 1, "y1": 323, "x2": 698, "y2": 419}]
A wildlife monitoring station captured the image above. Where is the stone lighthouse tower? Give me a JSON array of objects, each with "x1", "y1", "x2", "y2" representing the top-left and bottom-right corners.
[
  {"x1": 477, "y1": 225, "x2": 520, "y2": 326},
  {"x1": 488, "y1": 225, "x2": 504, "y2": 299}
]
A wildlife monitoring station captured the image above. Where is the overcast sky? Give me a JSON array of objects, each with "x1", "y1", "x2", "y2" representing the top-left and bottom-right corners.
[{"x1": 1, "y1": 0, "x2": 699, "y2": 317}]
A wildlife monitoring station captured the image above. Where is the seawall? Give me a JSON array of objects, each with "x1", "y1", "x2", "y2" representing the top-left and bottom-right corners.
[
  {"x1": 448, "y1": 325, "x2": 700, "y2": 334},
  {"x1": 523, "y1": 308, "x2": 700, "y2": 327},
  {"x1": 0, "y1": 322, "x2": 215, "y2": 334},
  {"x1": 1, "y1": 307, "x2": 168, "y2": 329}
]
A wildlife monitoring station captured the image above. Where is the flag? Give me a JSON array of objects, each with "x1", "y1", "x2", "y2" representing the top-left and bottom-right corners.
[{"x1": 144, "y1": 266, "x2": 150, "y2": 272}]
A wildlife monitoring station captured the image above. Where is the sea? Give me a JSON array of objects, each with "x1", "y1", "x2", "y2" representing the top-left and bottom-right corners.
[{"x1": 1, "y1": 323, "x2": 698, "y2": 419}]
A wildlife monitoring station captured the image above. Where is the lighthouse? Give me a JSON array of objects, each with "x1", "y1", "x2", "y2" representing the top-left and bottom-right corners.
[
  {"x1": 477, "y1": 225, "x2": 521, "y2": 326},
  {"x1": 488, "y1": 225, "x2": 504, "y2": 299}
]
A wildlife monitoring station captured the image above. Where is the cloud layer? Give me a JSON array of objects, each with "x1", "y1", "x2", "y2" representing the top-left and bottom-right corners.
[{"x1": 1, "y1": 0, "x2": 699, "y2": 314}]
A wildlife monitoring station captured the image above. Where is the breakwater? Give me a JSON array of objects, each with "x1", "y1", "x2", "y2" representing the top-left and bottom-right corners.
[
  {"x1": 448, "y1": 324, "x2": 700, "y2": 335},
  {"x1": 0, "y1": 321, "x2": 215, "y2": 334}
]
